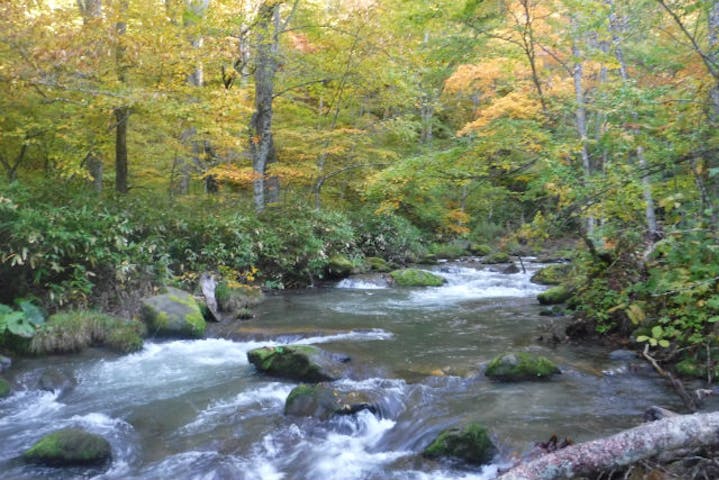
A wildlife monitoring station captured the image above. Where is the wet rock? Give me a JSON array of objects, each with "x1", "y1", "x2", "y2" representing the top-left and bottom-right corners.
[
  {"x1": 140, "y1": 287, "x2": 206, "y2": 338},
  {"x1": 530, "y1": 264, "x2": 571, "y2": 285},
  {"x1": 23, "y1": 428, "x2": 112, "y2": 467},
  {"x1": 537, "y1": 286, "x2": 572, "y2": 305},
  {"x1": 284, "y1": 383, "x2": 377, "y2": 420},
  {"x1": 423, "y1": 423, "x2": 497, "y2": 466},
  {"x1": 609, "y1": 349, "x2": 638, "y2": 361},
  {"x1": 502, "y1": 263, "x2": 520, "y2": 274},
  {"x1": 247, "y1": 345, "x2": 349, "y2": 382},
  {"x1": 485, "y1": 352, "x2": 561, "y2": 381},
  {"x1": 0, "y1": 377, "x2": 10, "y2": 398},
  {"x1": 215, "y1": 283, "x2": 264, "y2": 319},
  {"x1": 38, "y1": 368, "x2": 77, "y2": 397},
  {"x1": 0, "y1": 355, "x2": 11, "y2": 373},
  {"x1": 389, "y1": 269, "x2": 445, "y2": 287}
]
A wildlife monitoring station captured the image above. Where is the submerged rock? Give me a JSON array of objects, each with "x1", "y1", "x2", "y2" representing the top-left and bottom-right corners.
[
  {"x1": 23, "y1": 428, "x2": 111, "y2": 467},
  {"x1": 501, "y1": 263, "x2": 521, "y2": 274},
  {"x1": 247, "y1": 345, "x2": 349, "y2": 382},
  {"x1": 423, "y1": 423, "x2": 497, "y2": 466},
  {"x1": 530, "y1": 264, "x2": 571, "y2": 285},
  {"x1": 284, "y1": 383, "x2": 376, "y2": 420},
  {"x1": 537, "y1": 286, "x2": 572, "y2": 305},
  {"x1": 389, "y1": 269, "x2": 445, "y2": 287},
  {"x1": 485, "y1": 352, "x2": 561, "y2": 381},
  {"x1": 0, "y1": 377, "x2": 10, "y2": 398},
  {"x1": 140, "y1": 287, "x2": 206, "y2": 338}
]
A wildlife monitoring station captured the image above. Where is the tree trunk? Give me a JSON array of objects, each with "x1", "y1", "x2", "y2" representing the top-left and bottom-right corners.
[
  {"x1": 571, "y1": 17, "x2": 594, "y2": 236},
  {"x1": 249, "y1": 1, "x2": 281, "y2": 212},
  {"x1": 498, "y1": 410, "x2": 719, "y2": 480},
  {"x1": 606, "y1": 0, "x2": 658, "y2": 239},
  {"x1": 114, "y1": 0, "x2": 129, "y2": 194},
  {"x1": 77, "y1": 0, "x2": 102, "y2": 23}
]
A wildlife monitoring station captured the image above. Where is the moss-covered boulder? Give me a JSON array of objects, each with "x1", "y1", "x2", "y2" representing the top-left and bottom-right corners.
[
  {"x1": 326, "y1": 254, "x2": 355, "y2": 279},
  {"x1": 530, "y1": 264, "x2": 571, "y2": 285},
  {"x1": 366, "y1": 257, "x2": 392, "y2": 273},
  {"x1": 482, "y1": 252, "x2": 511, "y2": 264},
  {"x1": 140, "y1": 287, "x2": 205, "y2": 338},
  {"x1": 485, "y1": 352, "x2": 561, "y2": 381},
  {"x1": 389, "y1": 269, "x2": 446, "y2": 287},
  {"x1": 284, "y1": 383, "x2": 376, "y2": 420},
  {"x1": 215, "y1": 282, "x2": 264, "y2": 318},
  {"x1": 469, "y1": 243, "x2": 492, "y2": 256},
  {"x1": 23, "y1": 428, "x2": 111, "y2": 467},
  {"x1": 247, "y1": 345, "x2": 349, "y2": 382},
  {"x1": 537, "y1": 286, "x2": 572, "y2": 305},
  {"x1": 0, "y1": 377, "x2": 10, "y2": 398},
  {"x1": 423, "y1": 423, "x2": 497, "y2": 466}
]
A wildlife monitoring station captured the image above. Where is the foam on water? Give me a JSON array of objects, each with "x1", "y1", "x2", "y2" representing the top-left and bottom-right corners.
[{"x1": 337, "y1": 278, "x2": 389, "y2": 290}]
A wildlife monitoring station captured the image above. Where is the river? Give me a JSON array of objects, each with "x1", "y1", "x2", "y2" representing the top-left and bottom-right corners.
[{"x1": 0, "y1": 261, "x2": 680, "y2": 479}]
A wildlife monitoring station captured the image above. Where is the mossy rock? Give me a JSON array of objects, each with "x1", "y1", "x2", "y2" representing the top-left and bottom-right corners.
[
  {"x1": 537, "y1": 286, "x2": 572, "y2": 305},
  {"x1": 140, "y1": 287, "x2": 206, "y2": 338},
  {"x1": 418, "y1": 254, "x2": 439, "y2": 265},
  {"x1": 530, "y1": 264, "x2": 571, "y2": 285},
  {"x1": 23, "y1": 428, "x2": 111, "y2": 467},
  {"x1": 0, "y1": 377, "x2": 10, "y2": 398},
  {"x1": 326, "y1": 254, "x2": 355, "y2": 279},
  {"x1": 485, "y1": 352, "x2": 561, "y2": 381},
  {"x1": 429, "y1": 242, "x2": 468, "y2": 260},
  {"x1": 469, "y1": 244, "x2": 492, "y2": 256},
  {"x1": 366, "y1": 257, "x2": 392, "y2": 273},
  {"x1": 247, "y1": 345, "x2": 349, "y2": 382},
  {"x1": 389, "y1": 269, "x2": 446, "y2": 287},
  {"x1": 215, "y1": 282, "x2": 264, "y2": 315},
  {"x1": 423, "y1": 423, "x2": 497, "y2": 466},
  {"x1": 284, "y1": 383, "x2": 376, "y2": 420},
  {"x1": 104, "y1": 321, "x2": 145, "y2": 353},
  {"x1": 482, "y1": 252, "x2": 511, "y2": 264}
]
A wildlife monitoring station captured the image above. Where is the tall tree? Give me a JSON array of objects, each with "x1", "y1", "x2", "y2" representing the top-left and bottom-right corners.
[{"x1": 114, "y1": 0, "x2": 130, "y2": 194}]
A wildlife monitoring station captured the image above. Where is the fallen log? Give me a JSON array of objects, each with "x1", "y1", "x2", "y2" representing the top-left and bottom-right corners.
[{"x1": 497, "y1": 410, "x2": 719, "y2": 480}]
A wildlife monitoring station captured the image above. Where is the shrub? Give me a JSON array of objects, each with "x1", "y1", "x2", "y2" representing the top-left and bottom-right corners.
[{"x1": 351, "y1": 210, "x2": 427, "y2": 264}]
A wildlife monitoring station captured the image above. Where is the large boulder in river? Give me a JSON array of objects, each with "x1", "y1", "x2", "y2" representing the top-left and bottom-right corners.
[
  {"x1": 485, "y1": 352, "x2": 561, "y2": 381},
  {"x1": 215, "y1": 282, "x2": 263, "y2": 319},
  {"x1": 285, "y1": 383, "x2": 376, "y2": 420},
  {"x1": 389, "y1": 268, "x2": 445, "y2": 287},
  {"x1": 531, "y1": 264, "x2": 571, "y2": 285},
  {"x1": 38, "y1": 368, "x2": 77, "y2": 397},
  {"x1": 326, "y1": 254, "x2": 355, "y2": 279},
  {"x1": 0, "y1": 377, "x2": 10, "y2": 398},
  {"x1": 140, "y1": 287, "x2": 206, "y2": 338},
  {"x1": 423, "y1": 423, "x2": 497, "y2": 466},
  {"x1": 23, "y1": 428, "x2": 112, "y2": 467},
  {"x1": 247, "y1": 345, "x2": 349, "y2": 382}
]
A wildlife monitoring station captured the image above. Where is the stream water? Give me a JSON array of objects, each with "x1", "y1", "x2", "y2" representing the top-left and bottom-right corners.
[{"x1": 0, "y1": 261, "x2": 681, "y2": 479}]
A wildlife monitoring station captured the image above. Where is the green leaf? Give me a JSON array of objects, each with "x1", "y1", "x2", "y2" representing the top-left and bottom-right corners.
[
  {"x1": 658, "y1": 339, "x2": 670, "y2": 348},
  {"x1": 636, "y1": 335, "x2": 650, "y2": 343},
  {"x1": 16, "y1": 300, "x2": 44, "y2": 326},
  {"x1": 651, "y1": 326, "x2": 663, "y2": 338},
  {"x1": 4, "y1": 311, "x2": 34, "y2": 337},
  {"x1": 708, "y1": 316, "x2": 719, "y2": 324}
]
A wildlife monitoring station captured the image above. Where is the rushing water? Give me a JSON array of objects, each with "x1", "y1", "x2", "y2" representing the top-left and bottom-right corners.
[{"x1": 0, "y1": 261, "x2": 681, "y2": 479}]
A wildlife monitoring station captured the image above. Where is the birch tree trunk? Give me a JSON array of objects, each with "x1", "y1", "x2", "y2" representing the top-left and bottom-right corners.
[
  {"x1": 606, "y1": 0, "x2": 658, "y2": 239},
  {"x1": 571, "y1": 16, "x2": 594, "y2": 236},
  {"x1": 249, "y1": 1, "x2": 281, "y2": 212}
]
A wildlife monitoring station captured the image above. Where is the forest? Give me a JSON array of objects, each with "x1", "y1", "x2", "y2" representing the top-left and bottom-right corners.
[{"x1": 1, "y1": 0, "x2": 719, "y2": 479}]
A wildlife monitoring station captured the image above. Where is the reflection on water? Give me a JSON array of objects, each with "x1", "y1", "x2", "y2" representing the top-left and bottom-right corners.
[{"x1": 0, "y1": 262, "x2": 679, "y2": 480}]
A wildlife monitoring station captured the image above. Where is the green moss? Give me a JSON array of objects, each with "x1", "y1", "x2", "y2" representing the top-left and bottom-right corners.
[
  {"x1": 216, "y1": 282, "x2": 263, "y2": 313},
  {"x1": 485, "y1": 352, "x2": 560, "y2": 381},
  {"x1": 537, "y1": 286, "x2": 572, "y2": 305},
  {"x1": 284, "y1": 383, "x2": 318, "y2": 411},
  {"x1": 247, "y1": 345, "x2": 338, "y2": 382},
  {"x1": 483, "y1": 252, "x2": 511, "y2": 264},
  {"x1": 423, "y1": 423, "x2": 496, "y2": 465},
  {"x1": 469, "y1": 244, "x2": 492, "y2": 256},
  {"x1": 366, "y1": 257, "x2": 391, "y2": 273},
  {"x1": 327, "y1": 254, "x2": 355, "y2": 278},
  {"x1": 390, "y1": 269, "x2": 445, "y2": 287},
  {"x1": 23, "y1": 428, "x2": 111, "y2": 466},
  {"x1": 141, "y1": 288, "x2": 206, "y2": 338},
  {"x1": 530, "y1": 264, "x2": 570, "y2": 285},
  {"x1": 0, "y1": 377, "x2": 10, "y2": 398}
]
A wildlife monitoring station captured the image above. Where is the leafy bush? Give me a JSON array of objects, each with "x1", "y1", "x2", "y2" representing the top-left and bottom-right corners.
[{"x1": 351, "y1": 210, "x2": 427, "y2": 264}]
